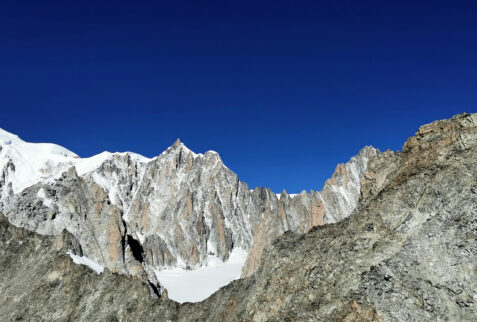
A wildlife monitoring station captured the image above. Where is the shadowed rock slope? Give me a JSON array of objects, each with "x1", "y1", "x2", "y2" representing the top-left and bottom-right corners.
[
  {"x1": 0, "y1": 212, "x2": 181, "y2": 321},
  {"x1": 1, "y1": 113, "x2": 476, "y2": 321}
]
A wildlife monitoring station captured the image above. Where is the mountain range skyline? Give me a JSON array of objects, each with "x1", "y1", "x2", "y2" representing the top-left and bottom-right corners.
[
  {"x1": 1, "y1": 1, "x2": 475, "y2": 193},
  {"x1": 0, "y1": 109, "x2": 463, "y2": 194}
]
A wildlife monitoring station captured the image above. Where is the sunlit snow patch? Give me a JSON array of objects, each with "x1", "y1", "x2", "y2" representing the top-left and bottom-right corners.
[
  {"x1": 67, "y1": 251, "x2": 104, "y2": 274},
  {"x1": 154, "y1": 248, "x2": 248, "y2": 303},
  {"x1": 36, "y1": 188, "x2": 54, "y2": 208}
]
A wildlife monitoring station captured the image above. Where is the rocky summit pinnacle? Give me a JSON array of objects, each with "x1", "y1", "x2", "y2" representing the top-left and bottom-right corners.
[
  {"x1": 0, "y1": 113, "x2": 475, "y2": 321},
  {"x1": 172, "y1": 138, "x2": 182, "y2": 148}
]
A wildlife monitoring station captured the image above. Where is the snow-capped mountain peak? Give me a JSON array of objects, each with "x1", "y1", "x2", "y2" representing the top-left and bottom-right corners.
[
  {"x1": 0, "y1": 128, "x2": 80, "y2": 194},
  {"x1": 0, "y1": 127, "x2": 379, "y2": 303}
]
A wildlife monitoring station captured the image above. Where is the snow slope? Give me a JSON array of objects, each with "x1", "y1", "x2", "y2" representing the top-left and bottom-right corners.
[
  {"x1": 154, "y1": 248, "x2": 248, "y2": 303},
  {"x1": 67, "y1": 251, "x2": 104, "y2": 274},
  {"x1": 0, "y1": 128, "x2": 151, "y2": 197},
  {"x1": 0, "y1": 128, "x2": 79, "y2": 193}
]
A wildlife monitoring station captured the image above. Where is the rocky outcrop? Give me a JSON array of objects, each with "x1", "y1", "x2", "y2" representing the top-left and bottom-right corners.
[
  {"x1": 321, "y1": 145, "x2": 378, "y2": 223},
  {"x1": 0, "y1": 211, "x2": 179, "y2": 321},
  {"x1": 242, "y1": 145, "x2": 378, "y2": 276},
  {"x1": 1, "y1": 167, "x2": 138, "y2": 275},
  {"x1": 82, "y1": 152, "x2": 149, "y2": 210}
]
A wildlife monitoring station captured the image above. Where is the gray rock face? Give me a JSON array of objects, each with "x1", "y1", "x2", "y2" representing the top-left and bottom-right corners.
[
  {"x1": 83, "y1": 152, "x2": 149, "y2": 210},
  {"x1": 0, "y1": 113, "x2": 475, "y2": 321},
  {"x1": 321, "y1": 145, "x2": 378, "y2": 223},
  {"x1": 242, "y1": 145, "x2": 378, "y2": 276},
  {"x1": 2, "y1": 167, "x2": 141, "y2": 275}
]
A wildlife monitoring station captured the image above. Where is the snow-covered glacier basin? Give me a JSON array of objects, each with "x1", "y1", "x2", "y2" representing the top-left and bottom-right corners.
[{"x1": 154, "y1": 248, "x2": 248, "y2": 303}]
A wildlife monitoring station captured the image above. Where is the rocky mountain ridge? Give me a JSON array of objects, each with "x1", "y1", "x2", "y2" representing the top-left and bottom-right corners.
[
  {"x1": 0, "y1": 127, "x2": 377, "y2": 288},
  {"x1": 0, "y1": 113, "x2": 474, "y2": 321}
]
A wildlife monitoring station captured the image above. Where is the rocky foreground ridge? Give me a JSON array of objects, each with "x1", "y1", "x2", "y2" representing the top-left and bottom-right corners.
[{"x1": 0, "y1": 113, "x2": 476, "y2": 321}]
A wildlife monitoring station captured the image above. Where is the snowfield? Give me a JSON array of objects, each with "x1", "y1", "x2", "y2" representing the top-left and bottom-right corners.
[{"x1": 154, "y1": 248, "x2": 248, "y2": 303}]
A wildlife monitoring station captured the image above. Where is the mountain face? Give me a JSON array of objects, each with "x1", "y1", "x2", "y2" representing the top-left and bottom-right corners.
[
  {"x1": 0, "y1": 127, "x2": 376, "y2": 286},
  {"x1": 241, "y1": 145, "x2": 377, "y2": 276},
  {"x1": 1, "y1": 113, "x2": 475, "y2": 321}
]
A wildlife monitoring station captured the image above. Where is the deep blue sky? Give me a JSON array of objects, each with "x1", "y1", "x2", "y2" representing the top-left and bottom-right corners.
[{"x1": 1, "y1": 1, "x2": 476, "y2": 193}]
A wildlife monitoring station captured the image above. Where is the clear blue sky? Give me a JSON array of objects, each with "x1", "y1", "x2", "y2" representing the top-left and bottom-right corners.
[{"x1": 1, "y1": 1, "x2": 475, "y2": 193}]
